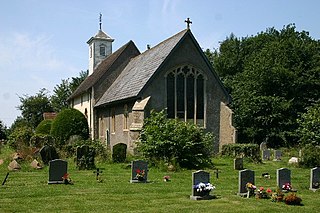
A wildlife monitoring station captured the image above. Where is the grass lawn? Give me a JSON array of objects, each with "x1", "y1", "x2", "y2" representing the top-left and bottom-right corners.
[{"x1": 0, "y1": 146, "x2": 319, "y2": 213}]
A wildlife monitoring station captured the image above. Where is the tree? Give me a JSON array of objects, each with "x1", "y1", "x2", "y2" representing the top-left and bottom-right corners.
[
  {"x1": 17, "y1": 88, "x2": 53, "y2": 129},
  {"x1": 69, "y1": 70, "x2": 88, "y2": 93},
  {"x1": 50, "y1": 108, "x2": 89, "y2": 147},
  {"x1": 0, "y1": 120, "x2": 7, "y2": 140},
  {"x1": 210, "y1": 24, "x2": 320, "y2": 147}
]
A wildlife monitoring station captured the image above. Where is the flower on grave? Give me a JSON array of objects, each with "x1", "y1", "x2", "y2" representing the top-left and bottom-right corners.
[
  {"x1": 163, "y1": 175, "x2": 171, "y2": 182},
  {"x1": 246, "y1": 182, "x2": 256, "y2": 197},
  {"x1": 255, "y1": 186, "x2": 271, "y2": 199},
  {"x1": 62, "y1": 173, "x2": 73, "y2": 185},
  {"x1": 271, "y1": 187, "x2": 284, "y2": 202},
  {"x1": 284, "y1": 192, "x2": 302, "y2": 205},
  {"x1": 193, "y1": 182, "x2": 215, "y2": 192},
  {"x1": 135, "y1": 169, "x2": 145, "y2": 181},
  {"x1": 282, "y1": 182, "x2": 292, "y2": 191},
  {"x1": 312, "y1": 182, "x2": 320, "y2": 189}
]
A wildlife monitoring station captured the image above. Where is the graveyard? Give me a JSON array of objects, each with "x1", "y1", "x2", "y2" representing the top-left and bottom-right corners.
[{"x1": 1, "y1": 145, "x2": 320, "y2": 212}]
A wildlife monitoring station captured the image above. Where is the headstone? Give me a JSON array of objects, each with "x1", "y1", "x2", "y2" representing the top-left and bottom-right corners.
[
  {"x1": 260, "y1": 142, "x2": 267, "y2": 151},
  {"x1": 288, "y1": 157, "x2": 299, "y2": 164},
  {"x1": 238, "y1": 169, "x2": 255, "y2": 195},
  {"x1": 40, "y1": 145, "x2": 59, "y2": 165},
  {"x1": 30, "y1": 159, "x2": 42, "y2": 169},
  {"x1": 273, "y1": 150, "x2": 282, "y2": 161},
  {"x1": 190, "y1": 170, "x2": 214, "y2": 200},
  {"x1": 277, "y1": 168, "x2": 291, "y2": 189},
  {"x1": 262, "y1": 149, "x2": 271, "y2": 161},
  {"x1": 48, "y1": 159, "x2": 68, "y2": 184},
  {"x1": 310, "y1": 167, "x2": 320, "y2": 192},
  {"x1": 8, "y1": 160, "x2": 21, "y2": 171},
  {"x1": 234, "y1": 158, "x2": 243, "y2": 170},
  {"x1": 76, "y1": 145, "x2": 95, "y2": 170},
  {"x1": 130, "y1": 160, "x2": 148, "y2": 183}
]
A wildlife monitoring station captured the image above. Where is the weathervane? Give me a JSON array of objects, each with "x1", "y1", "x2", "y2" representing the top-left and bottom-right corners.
[
  {"x1": 185, "y1": 18, "x2": 192, "y2": 29},
  {"x1": 99, "y1": 13, "x2": 102, "y2": 30}
]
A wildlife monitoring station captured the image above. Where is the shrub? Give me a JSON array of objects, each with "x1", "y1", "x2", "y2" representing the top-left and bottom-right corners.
[
  {"x1": 7, "y1": 126, "x2": 34, "y2": 150},
  {"x1": 30, "y1": 134, "x2": 54, "y2": 148},
  {"x1": 137, "y1": 110, "x2": 214, "y2": 169},
  {"x1": 221, "y1": 143, "x2": 261, "y2": 162},
  {"x1": 50, "y1": 108, "x2": 89, "y2": 147},
  {"x1": 35, "y1": 119, "x2": 53, "y2": 135},
  {"x1": 299, "y1": 144, "x2": 320, "y2": 168},
  {"x1": 112, "y1": 143, "x2": 127, "y2": 163}
]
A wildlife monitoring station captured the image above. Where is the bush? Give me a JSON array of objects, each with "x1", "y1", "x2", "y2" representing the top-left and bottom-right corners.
[
  {"x1": 299, "y1": 144, "x2": 320, "y2": 168},
  {"x1": 50, "y1": 108, "x2": 89, "y2": 147},
  {"x1": 7, "y1": 126, "x2": 34, "y2": 150},
  {"x1": 112, "y1": 143, "x2": 127, "y2": 163},
  {"x1": 221, "y1": 143, "x2": 261, "y2": 162},
  {"x1": 35, "y1": 120, "x2": 53, "y2": 135},
  {"x1": 30, "y1": 134, "x2": 54, "y2": 148},
  {"x1": 137, "y1": 110, "x2": 214, "y2": 169}
]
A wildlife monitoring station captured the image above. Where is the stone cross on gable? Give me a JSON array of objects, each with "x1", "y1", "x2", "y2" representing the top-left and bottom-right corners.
[{"x1": 185, "y1": 18, "x2": 192, "y2": 29}]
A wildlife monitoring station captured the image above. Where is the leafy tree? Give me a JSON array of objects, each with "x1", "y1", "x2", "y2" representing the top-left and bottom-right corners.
[
  {"x1": 35, "y1": 119, "x2": 53, "y2": 135},
  {"x1": 0, "y1": 120, "x2": 7, "y2": 140},
  {"x1": 50, "y1": 108, "x2": 89, "y2": 147},
  {"x1": 138, "y1": 110, "x2": 214, "y2": 169},
  {"x1": 69, "y1": 70, "x2": 88, "y2": 93},
  {"x1": 209, "y1": 24, "x2": 320, "y2": 147},
  {"x1": 17, "y1": 88, "x2": 53, "y2": 129}
]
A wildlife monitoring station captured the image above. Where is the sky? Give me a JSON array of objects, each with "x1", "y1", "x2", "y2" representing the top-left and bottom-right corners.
[{"x1": 1, "y1": 0, "x2": 320, "y2": 127}]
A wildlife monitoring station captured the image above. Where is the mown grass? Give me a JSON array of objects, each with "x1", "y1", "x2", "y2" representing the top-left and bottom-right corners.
[{"x1": 0, "y1": 146, "x2": 319, "y2": 212}]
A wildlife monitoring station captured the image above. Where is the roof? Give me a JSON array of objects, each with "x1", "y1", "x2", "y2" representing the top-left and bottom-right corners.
[
  {"x1": 95, "y1": 29, "x2": 189, "y2": 107},
  {"x1": 87, "y1": 30, "x2": 114, "y2": 43},
  {"x1": 68, "y1": 40, "x2": 138, "y2": 100}
]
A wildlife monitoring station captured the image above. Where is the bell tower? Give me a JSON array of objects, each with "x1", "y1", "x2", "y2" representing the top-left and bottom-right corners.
[{"x1": 87, "y1": 13, "x2": 114, "y2": 75}]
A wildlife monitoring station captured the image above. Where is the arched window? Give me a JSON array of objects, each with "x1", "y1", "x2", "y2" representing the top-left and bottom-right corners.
[{"x1": 165, "y1": 65, "x2": 206, "y2": 126}]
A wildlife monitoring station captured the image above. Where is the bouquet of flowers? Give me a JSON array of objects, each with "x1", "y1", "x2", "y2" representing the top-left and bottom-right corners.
[
  {"x1": 282, "y1": 182, "x2": 292, "y2": 192},
  {"x1": 193, "y1": 182, "x2": 215, "y2": 193},
  {"x1": 271, "y1": 187, "x2": 284, "y2": 202},
  {"x1": 255, "y1": 187, "x2": 272, "y2": 199},
  {"x1": 62, "y1": 173, "x2": 73, "y2": 185},
  {"x1": 135, "y1": 169, "x2": 145, "y2": 181},
  {"x1": 163, "y1": 175, "x2": 171, "y2": 182},
  {"x1": 284, "y1": 192, "x2": 302, "y2": 205},
  {"x1": 246, "y1": 182, "x2": 256, "y2": 198}
]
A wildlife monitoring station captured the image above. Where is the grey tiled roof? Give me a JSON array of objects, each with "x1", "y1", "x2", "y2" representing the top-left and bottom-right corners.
[
  {"x1": 95, "y1": 29, "x2": 188, "y2": 107},
  {"x1": 68, "y1": 40, "x2": 138, "y2": 100}
]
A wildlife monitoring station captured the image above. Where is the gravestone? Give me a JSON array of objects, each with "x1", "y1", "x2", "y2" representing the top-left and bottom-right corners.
[
  {"x1": 48, "y1": 159, "x2": 68, "y2": 184},
  {"x1": 310, "y1": 167, "x2": 320, "y2": 192},
  {"x1": 260, "y1": 142, "x2": 267, "y2": 151},
  {"x1": 234, "y1": 158, "x2": 243, "y2": 170},
  {"x1": 262, "y1": 149, "x2": 271, "y2": 161},
  {"x1": 76, "y1": 145, "x2": 95, "y2": 170},
  {"x1": 277, "y1": 168, "x2": 291, "y2": 189},
  {"x1": 273, "y1": 150, "x2": 282, "y2": 161},
  {"x1": 112, "y1": 143, "x2": 127, "y2": 163},
  {"x1": 40, "y1": 145, "x2": 59, "y2": 165},
  {"x1": 238, "y1": 169, "x2": 255, "y2": 195},
  {"x1": 190, "y1": 170, "x2": 214, "y2": 200},
  {"x1": 130, "y1": 160, "x2": 148, "y2": 183}
]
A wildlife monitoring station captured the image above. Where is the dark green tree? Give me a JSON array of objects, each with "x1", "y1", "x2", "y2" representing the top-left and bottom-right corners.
[
  {"x1": 69, "y1": 70, "x2": 88, "y2": 93},
  {"x1": 17, "y1": 88, "x2": 53, "y2": 129},
  {"x1": 0, "y1": 120, "x2": 7, "y2": 140},
  {"x1": 209, "y1": 24, "x2": 320, "y2": 147}
]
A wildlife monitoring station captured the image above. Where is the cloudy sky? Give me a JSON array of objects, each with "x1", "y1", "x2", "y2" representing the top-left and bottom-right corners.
[{"x1": 1, "y1": 0, "x2": 320, "y2": 126}]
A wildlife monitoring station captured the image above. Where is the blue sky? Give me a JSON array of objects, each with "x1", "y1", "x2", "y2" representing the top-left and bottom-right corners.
[{"x1": 1, "y1": 0, "x2": 320, "y2": 126}]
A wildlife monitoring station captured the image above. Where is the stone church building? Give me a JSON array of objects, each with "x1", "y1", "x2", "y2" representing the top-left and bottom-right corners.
[{"x1": 68, "y1": 20, "x2": 236, "y2": 153}]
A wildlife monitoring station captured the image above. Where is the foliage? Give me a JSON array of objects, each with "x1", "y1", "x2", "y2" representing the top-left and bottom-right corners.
[
  {"x1": 221, "y1": 143, "x2": 261, "y2": 162},
  {"x1": 138, "y1": 110, "x2": 214, "y2": 169},
  {"x1": 50, "y1": 108, "x2": 89, "y2": 147},
  {"x1": 7, "y1": 126, "x2": 34, "y2": 150},
  {"x1": 297, "y1": 102, "x2": 320, "y2": 146},
  {"x1": 69, "y1": 70, "x2": 88, "y2": 93},
  {"x1": 284, "y1": 192, "x2": 302, "y2": 205},
  {"x1": 30, "y1": 134, "x2": 54, "y2": 148},
  {"x1": 208, "y1": 24, "x2": 320, "y2": 147},
  {"x1": 299, "y1": 144, "x2": 320, "y2": 168},
  {"x1": 112, "y1": 143, "x2": 127, "y2": 163},
  {"x1": 35, "y1": 119, "x2": 53, "y2": 135},
  {"x1": 17, "y1": 88, "x2": 53, "y2": 129},
  {"x1": 0, "y1": 120, "x2": 7, "y2": 140}
]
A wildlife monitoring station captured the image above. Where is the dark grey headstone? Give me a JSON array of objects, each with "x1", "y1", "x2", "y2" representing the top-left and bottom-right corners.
[
  {"x1": 190, "y1": 170, "x2": 211, "y2": 200},
  {"x1": 273, "y1": 150, "x2": 282, "y2": 161},
  {"x1": 76, "y1": 145, "x2": 95, "y2": 170},
  {"x1": 238, "y1": 169, "x2": 255, "y2": 195},
  {"x1": 40, "y1": 145, "x2": 59, "y2": 165},
  {"x1": 234, "y1": 158, "x2": 243, "y2": 170},
  {"x1": 48, "y1": 159, "x2": 68, "y2": 184},
  {"x1": 262, "y1": 149, "x2": 271, "y2": 161},
  {"x1": 310, "y1": 167, "x2": 320, "y2": 191},
  {"x1": 277, "y1": 168, "x2": 291, "y2": 189},
  {"x1": 130, "y1": 160, "x2": 148, "y2": 183}
]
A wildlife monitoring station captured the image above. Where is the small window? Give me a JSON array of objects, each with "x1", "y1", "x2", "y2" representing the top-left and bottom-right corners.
[{"x1": 100, "y1": 45, "x2": 106, "y2": 56}]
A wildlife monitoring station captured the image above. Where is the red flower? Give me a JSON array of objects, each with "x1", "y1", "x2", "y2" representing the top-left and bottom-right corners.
[
  {"x1": 62, "y1": 173, "x2": 69, "y2": 179},
  {"x1": 259, "y1": 187, "x2": 264, "y2": 191},
  {"x1": 266, "y1": 188, "x2": 272, "y2": 193}
]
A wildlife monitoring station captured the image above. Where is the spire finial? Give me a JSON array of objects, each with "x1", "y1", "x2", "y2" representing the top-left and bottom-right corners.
[
  {"x1": 185, "y1": 18, "x2": 192, "y2": 30},
  {"x1": 99, "y1": 13, "x2": 102, "y2": 30}
]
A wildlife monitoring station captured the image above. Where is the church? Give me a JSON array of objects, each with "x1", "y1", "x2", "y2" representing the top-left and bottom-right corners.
[{"x1": 68, "y1": 17, "x2": 236, "y2": 153}]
